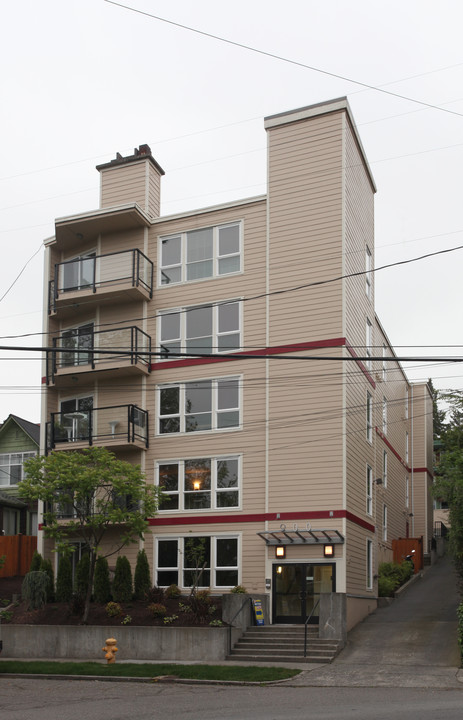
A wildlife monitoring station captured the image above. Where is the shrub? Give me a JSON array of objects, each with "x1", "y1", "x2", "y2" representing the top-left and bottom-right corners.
[
  {"x1": 209, "y1": 619, "x2": 223, "y2": 627},
  {"x1": 163, "y1": 614, "x2": 178, "y2": 625},
  {"x1": 94, "y1": 556, "x2": 111, "y2": 604},
  {"x1": 29, "y1": 551, "x2": 43, "y2": 572},
  {"x1": 458, "y1": 602, "x2": 463, "y2": 663},
  {"x1": 121, "y1": 615, "x2": 132, "y2": 625},
  {"x1": 40, "y1": 558, "x2": 55, "y2": 602},
  {"x1": 134, "y1": 549, "x2": 151, "y2": 601},
  {"x1": 378, "y1": 561, "x2": 414, "y2": 597},
  {"x1": 230, "y1": 585, "x2": 247, "y2": 594},
  {"x1": 190, "y1": 588, "x2": 213, "y2": 623},
  {"x1": 147, "y1": 586, "x2": 165, "y2": 603},
  {"x1": 165, "y1": 583, "x2": 181, "y2": 599},
  {"x1": 112, "y1": 556, "x2": 133, "y2": 602},
  {"x1": 22, "y1": 571, "x2": 49, "y2": 610},
  {"x1": 148, "y1": 602, "x2": 167, "y2": 618},
  {"x1": 105, "y1": 601, "x2": 122, "y2": 618},
  {"x1": 0, "y1": 610, "x2": 13, "y2": 623},
  {"x1": 71, "y1": 592, "x2": 85, "y2": 616},
  {"x1": 75, "y1": 554, "x2": 90, "y2": 598},
  {"x1": 56, "y1": 555, "x2": 73, "y2": 602}
]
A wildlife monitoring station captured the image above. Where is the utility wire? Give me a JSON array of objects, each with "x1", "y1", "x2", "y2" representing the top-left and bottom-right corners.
[{"x1": 105, "y1": 1, "x2": 463, "y2": 120}]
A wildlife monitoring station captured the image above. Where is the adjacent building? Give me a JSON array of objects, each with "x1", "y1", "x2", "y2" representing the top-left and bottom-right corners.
[
  {"x1": 40, "y1": 97, "x2": 433, "y2": 630},
  {"x1": 0, "y1": 414, "x2": 39, "y2": 536}
]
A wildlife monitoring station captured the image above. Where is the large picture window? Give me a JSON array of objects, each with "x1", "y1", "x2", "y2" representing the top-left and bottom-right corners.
[
  {"x1": 158, "y1": 377, "x2": 240, "y2": 434},
  {"x1": 156, "y1": 535, "x2": 239, "y2": 588},
  {"x1": 159, "y1": 301, "x2": 241, "y2": 358},
  {"x1": 157, "y1": 456, "x2": 240, "y2": 511},
  {"x1": 159, "y1": 222, "x2": 241, "y2": 286}
]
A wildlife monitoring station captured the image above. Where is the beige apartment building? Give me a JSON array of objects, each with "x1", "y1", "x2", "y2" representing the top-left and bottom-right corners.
[{"x1": 40, "y1": 97, "x2": 433, "y2": 630}]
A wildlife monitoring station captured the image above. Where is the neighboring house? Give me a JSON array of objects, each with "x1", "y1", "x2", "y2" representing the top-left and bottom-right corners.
[
  {"x1": 0, "y1": 414, "x2": 39, "y2": 536},
  {"x1": 40, "y1": 97, "x2": 433, "y2": 631}
]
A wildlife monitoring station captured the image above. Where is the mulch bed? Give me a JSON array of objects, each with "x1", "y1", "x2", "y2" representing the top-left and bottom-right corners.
[{"x1": 0, "y1": 577, "x2": 224, "y2": 627}]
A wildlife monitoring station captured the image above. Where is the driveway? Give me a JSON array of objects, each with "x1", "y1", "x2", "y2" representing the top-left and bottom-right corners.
[{"x1": 293, "y1": 554, "x2": 462, "y2": 688}]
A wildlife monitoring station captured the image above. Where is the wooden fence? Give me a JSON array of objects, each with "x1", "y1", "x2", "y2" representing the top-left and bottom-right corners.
[
  {"x1": 392, "y1": 537, "x2": 423, "y2": 573},
  {"x1": 0, "y1": 535, "x2": 37, "y2": 577}
]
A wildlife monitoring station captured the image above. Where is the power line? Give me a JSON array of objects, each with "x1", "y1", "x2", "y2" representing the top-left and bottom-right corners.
[{"x1": 105, "y1": 1, "x2": 463, "y2": 121}]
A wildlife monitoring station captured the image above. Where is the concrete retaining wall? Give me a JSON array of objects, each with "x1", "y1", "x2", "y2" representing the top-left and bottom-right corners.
[{"x1": 0, "y1": 624, "x2": 242, "y2": 661}]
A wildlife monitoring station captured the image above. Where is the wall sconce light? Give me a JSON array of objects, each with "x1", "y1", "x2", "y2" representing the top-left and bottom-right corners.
[
  {"x1": 275, "y1": 546, "x2": 286, "y2": 559},
  {"x1": 375, "y1": 478, "x2": 383, "y2": 485},
  {"x1": 324, "y1": 544, "x2": 334, "y2": 558}
]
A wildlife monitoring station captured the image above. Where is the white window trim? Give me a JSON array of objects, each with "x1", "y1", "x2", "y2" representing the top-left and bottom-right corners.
[
  {"x1": 383, "y1": 504, "x2": 388, "y2": 542},
  {"x1": 155, "y1": 533, "x2": 241, "y2": 590},
  {"x1": 158, "y1": 299, "x2": 242, "y2": 359},
  {"x1": 383, "y1": 451, "x2": 388, "y2": 488},
  {"x1": 366, "y1": 538, "x2": 373, "y2": 590},
  {"x1": 366, "y1": 464, "x2": 373, "y2": 516},
  {"x1": 366, "y1": 392, "x2": 373, "y2": 443},
  {"x1": 366, "y1": 318, "x2": 373, "y2": 370},
  {"x1": 156, "y1": 454, "x2": 242, "y2": 513},
  {"x1": 0, "y1": 451, "x2": 36, "y2": 487},
  {"x1": 382, "y1": 397, "x2": 387, "y2": 435},
  {"x1": 158, "y1": 221, "x2": 242, "y2": 287},
  {"x1": 157, "y1": 375, "x2": 242, "y2": 436}
]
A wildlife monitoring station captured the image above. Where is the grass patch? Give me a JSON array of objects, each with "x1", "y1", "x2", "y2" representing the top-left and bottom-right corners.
[{"x1": 0, "y1": 661, "x2": 299, "y2": 683}]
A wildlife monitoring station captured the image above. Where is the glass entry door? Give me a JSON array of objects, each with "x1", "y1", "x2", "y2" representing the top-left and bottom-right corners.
[{"x1": 272, "y1": 563, "x2": 335, "y2": 624}]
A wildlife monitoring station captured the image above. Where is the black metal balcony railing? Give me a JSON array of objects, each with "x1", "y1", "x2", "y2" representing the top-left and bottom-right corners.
[
  {"x1": 47, "y1": 326, "x2": 151, "y2": 383},
  {"x1": 46, "y1": 404, "x2": 148, "y2": 452},
  {"x1": 48, "y1": 248, "x2": 153, "y2": 314}
]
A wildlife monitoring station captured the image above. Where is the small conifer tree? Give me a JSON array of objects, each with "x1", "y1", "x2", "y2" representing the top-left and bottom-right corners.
[
  {"x1": 56, "y1": 554, "x2": 73, "y2": 602},
  {"x1": 75, "y1": 553, "x2": 91, "y2": 598},
  {"x1": 134, "y1": 549, "x2": 151, "y2": 600},
  {"x1": 112, "y1": 555, "x2": 133, "y2": 602},
  {"x1": 94, "y1": 556, "x2": 111, "y2": 604},
  {"x1": 40, "y1": 558, "x2": 55, "y2": 602},
  {"x1": 22, "y1": 571, "x2": 49, "y2": 610},
  {"x1": 29, "y1": 550, "x2": 43, "y2": 572}
]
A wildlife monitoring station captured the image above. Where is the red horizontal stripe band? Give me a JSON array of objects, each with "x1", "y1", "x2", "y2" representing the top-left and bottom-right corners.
[{"x1": 149, "y1": 509, "x2": 375, "y2": 534}]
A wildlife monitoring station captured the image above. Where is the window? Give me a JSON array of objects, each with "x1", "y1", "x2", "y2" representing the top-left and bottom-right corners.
[
  {"x1": 60, "y1": 323, "x2": 94, "y2": 367},
  {"x1": 382, "y1": 397, "x2": 387, "y2": 434},
  {"x1": 382, "y1": 345, "x2": 387, "y2": 380},
  {"x1": 0, "y1": 452, "x2": 35, "y2": 486},
  {"x1": 62, "y1": 251, "x2": 96, "y2": 291},
  {"x1": 156, "y1": 535, "x2": 239, "y2": 588},
  {"x1": 158, "y1": 456, "x2": 240, "y2": 511},
  {"x1": 383, "y1": 451, "x2": 388, "y2": 488},
  {"x1": 366, "y1": 392, "x2": 373, "y2": 442},
  {"x1": 158, "y1": 377, "x2": 240, "y2": 434},
  {"x1": 159, "y1": 222, "x2": 241, "y2": 285},
  {"x1": 366, "y1": 246, "x2": 372, "y2": 299},
  {"x1": 405, "y1": 431, "x2": 409, "y2": 464},
  {"x1": 383, "y1": 504, "x2": 388, "y2": 542},
  {"x1": 2, "y1": 508, "x2": 19, "y2": 535},
  {"x1": 366, "y1": 465, "x2": 373, "y2": 516},
  {"x1": 366, "y1": 318, "x2": 372, "y2": 370},
  {"x1": 405, "y1": 475, "x2": 409, "y2": 508},
  {"x1": 159, "y1": 301, "x2": 241, "y2": 358},
  {"x1": 366, "y1": 539, "x2": 373, "y2": 590}
]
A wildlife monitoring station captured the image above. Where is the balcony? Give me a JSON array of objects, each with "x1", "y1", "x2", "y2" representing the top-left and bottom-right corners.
[
  {"x1": 46, "y1": 325, "x2": 151, "y2": 386},
  {"x1": 48, "y1": 249, "x2": 153, "y2": 316},
  {"x1": 46, "y1": 404, "x2": 148, "y2": 453}
]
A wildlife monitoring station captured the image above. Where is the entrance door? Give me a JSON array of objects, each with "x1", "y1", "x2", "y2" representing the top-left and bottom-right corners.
[{"x1": 272, "y1": 563, "x2": 335, "y2": 624}]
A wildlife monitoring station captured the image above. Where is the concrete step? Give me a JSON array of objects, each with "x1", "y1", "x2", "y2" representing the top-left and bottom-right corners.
[{"x1": 227, "y1": 625, "x2": 342, "y2": 664}]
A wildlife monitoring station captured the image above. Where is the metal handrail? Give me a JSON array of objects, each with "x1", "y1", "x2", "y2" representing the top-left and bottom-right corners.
[
  {"x1": 303, "y1": 598, "x2": 320, "y2": 658},
  {"x1": 227, "y1": 597, "x2": 253, "y2": 655}
]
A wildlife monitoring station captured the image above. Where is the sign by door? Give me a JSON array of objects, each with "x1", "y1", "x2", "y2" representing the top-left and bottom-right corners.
[{"x1": 252, "y1": 599, "x2": 265, "y2": 625}]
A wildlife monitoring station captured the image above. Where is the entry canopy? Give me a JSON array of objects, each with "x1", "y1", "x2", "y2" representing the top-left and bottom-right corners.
[{"x1": 257, "y1": 523, "x2": 344, "y2": 546}]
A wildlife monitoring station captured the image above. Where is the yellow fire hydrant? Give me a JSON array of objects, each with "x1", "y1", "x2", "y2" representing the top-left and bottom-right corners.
[{"x1": 102, "y1": 637, "x2": 118, "y2": 664}]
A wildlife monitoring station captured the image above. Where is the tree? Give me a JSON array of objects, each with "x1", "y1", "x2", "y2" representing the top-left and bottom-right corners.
[
  {"x1": 112, "y1": 555, "x2": 132, "y2": 602},
  {"x1": 19, "y1": 446, "x2": 161, "y2": 623},
  {"x1": 433, "y1": 389, "x2": 463, "y2": 586},
  {"x1": 134, "y1": 549, "x2": 151, "y2": 601},
  {"x1": 56, "y1": 554, "x2": 73, "y2": 602}
]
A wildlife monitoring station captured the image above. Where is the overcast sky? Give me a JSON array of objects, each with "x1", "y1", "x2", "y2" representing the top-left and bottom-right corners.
[{"x1": 1, "y1": 0, "x2": 462, "y2": 423}]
